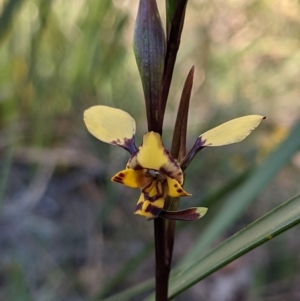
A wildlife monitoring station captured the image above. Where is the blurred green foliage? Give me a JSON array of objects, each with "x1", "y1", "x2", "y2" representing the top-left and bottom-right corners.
[{"x1": 0, "y1": 0, "x2": 300, "y2": 300}]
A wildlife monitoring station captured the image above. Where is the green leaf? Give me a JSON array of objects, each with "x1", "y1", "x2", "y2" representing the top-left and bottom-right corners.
[
  {"x1": 100, "y1": 278, "x2": 154, "y2": 301},
  {"x1": 7, "y1": 265, "x2": 33, "y2": 301},
  {"x1": 0, "y1": 0, "x2": 25, "y2": 45},
  {"x1": 183, "y1": 119, "x2": 300, "y2": 261},
  {"x1": 0, "y1": 131, "x2": 16, "y2": 212},
  {"x1": 147, "y1": 194, "x2": 300, "y2": 300},
  {"x1": 165, "y1": 0, "x2": 176, "y2": 37}
]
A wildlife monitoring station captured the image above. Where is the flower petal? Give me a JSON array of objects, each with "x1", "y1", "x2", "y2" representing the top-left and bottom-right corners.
[
  {"x1": 135, "y1": 193, "x2": 164, "y2": 218},
  {"x1": 127, "y1": 131, "x2": 184, "y2": 184},
  {"x1": 199, "y1": 115, "x2": 266, "y2": 147},
  {"x1": 83, "y1": 106, "x2": 137, "y2": 153},
  {"x1": 111, "y1": 169, "x2": 151, "y2": 188},
  {"x1": 142, "y1": 179, "x2": 164, "y2": 198},
  {"x1": 159, "y1": 207, "x2": 208, "y2": 221},
  {"x1": 166, "y1": 176, "x2": 191, "y2": 197}
]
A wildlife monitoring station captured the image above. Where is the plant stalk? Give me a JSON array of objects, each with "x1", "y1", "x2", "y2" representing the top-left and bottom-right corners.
[{"x1": 154, "y1": 218, "x2": 169, "y2": 301}]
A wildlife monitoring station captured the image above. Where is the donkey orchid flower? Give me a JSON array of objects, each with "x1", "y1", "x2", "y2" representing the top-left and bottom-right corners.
[
  {"x1": 113, "y1": 131, "x2": 191, "y2": 218},
  {"x1": 84, "y1": 105, "x2": 265, "y2": 220}
]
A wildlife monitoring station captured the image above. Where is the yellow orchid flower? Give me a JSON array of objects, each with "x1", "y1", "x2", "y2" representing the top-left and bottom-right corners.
[
  {"x1": 84, "y1": 105, "x2": 265, "y2": 220},
  {"x1": 112, "y1": 131, "x2": 191, "y2": 218},
  {"x1": 84, "y1": 105, "x2": 191, "y2": 219}
]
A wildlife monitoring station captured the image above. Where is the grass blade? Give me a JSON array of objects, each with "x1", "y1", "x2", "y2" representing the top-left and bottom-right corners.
[
  {"x1": 146, "y1": 194, "x2": 300, "y2": 300},
  {"x1": 168, "y1": 194, "x2": 300, "y2": 298},
  {"x1": 100, "y1": 278, "x2": 154, "y2": 301}
]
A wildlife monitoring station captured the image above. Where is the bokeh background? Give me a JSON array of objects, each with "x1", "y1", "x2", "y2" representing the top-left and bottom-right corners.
[{"x1": 0, "y1": 0, "x2": 300, "y2": 300}]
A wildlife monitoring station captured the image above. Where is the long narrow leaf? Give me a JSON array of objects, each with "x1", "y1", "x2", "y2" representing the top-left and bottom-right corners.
[
  {"x1": 100, "y1": 279, "x2": 154, "y2": 301},
  {"x1": 0, "y1": 0, "x2": 25, "y2": 44},
  {"x1": 146, "y1": 194, "x2": 300, "y2": 300}
]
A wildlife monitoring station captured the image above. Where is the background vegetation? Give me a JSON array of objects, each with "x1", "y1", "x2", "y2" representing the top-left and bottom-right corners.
[{"x1": 0, "y1": 0, "x2": 299, "y2": 300}]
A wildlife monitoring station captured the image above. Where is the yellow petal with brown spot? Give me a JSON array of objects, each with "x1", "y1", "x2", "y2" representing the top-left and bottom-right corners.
[
  {"x1": 111, "y1": 169, "x2": 151, "y2": 188},
  {"x1": 127, "y1": 132, "x2": 184, "y2": 184},
  {"x1": 84, "y1": 105, "x2": 136, "y2": 147},
  {"x1": 166, "y1": 176, "x2": 191, "y2": 197},
  {"x1": 199, "y1": 115, "x2": 265, "y2": 147},
  {"x1": 142, "y1": 179, "x2": 164, "y2": 198},
  {"x1": 134, "y1": 193, "x2": 164, "y2": 218}
]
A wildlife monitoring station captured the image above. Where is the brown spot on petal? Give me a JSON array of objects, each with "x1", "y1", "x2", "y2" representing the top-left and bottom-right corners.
[
  {"x1": 156, "y1": 181, "x2": 163, "y2": 197},
  {"x1": 135, "y1": 202, "x2": 143, "y2": 211},
  {"x1": 145, "y1": 204, "x2": 162, "y2": 217},
  {"x1": 111, "y1": 138, "x2": 122, "y2": 145},
  {"x1": 144, "y1": 193, "x2": 161, "y2": 202},
  {"x1": 159, "y1": 167, "x2": 170, "y2": 177},
  {"x1": 113, "y1": 176, "x2": 123, "y2": 182},
  {"x1": 177, "y1": 189, "x2": 183, "y2": 193},
  {"x1": 123, "y1": 137, "x2": 138, "y2": 154},
  {"x1": 174, "y1": 184, "x2": 178, "y2": 188},
  {"x1": 118, "y1": 173, "x2": 125, "y2": 177}
]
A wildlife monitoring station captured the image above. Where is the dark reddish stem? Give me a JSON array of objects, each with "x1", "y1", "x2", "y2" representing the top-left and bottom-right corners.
[
  {"x1": 154, "y1": 218, "x2": 169, "y2": 301},
  {"x1": 160, "y1": 0, "x2": 188, "y2": 120},
  {"x1": 165, "y1": 66, "x2": 194, "y2": 271},
  {"x1": 153, "y1": 2, "x2": 189, "y2": 300},
  {"x1": 180, "y1": 138, "x2": 205, "y2": 171}
]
